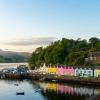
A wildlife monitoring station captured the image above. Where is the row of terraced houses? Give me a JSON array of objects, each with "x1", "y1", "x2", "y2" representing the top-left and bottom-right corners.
[
  {"x1": 37, "y1": 64, "x2": 100, "y2": 78},
  {"x1": 35, "y1": 52, "x2": 100, "y2": 78}
]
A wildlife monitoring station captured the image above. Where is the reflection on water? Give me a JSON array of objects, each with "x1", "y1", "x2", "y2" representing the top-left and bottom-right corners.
[
  {"x1": 0, "y1": 80, "x2": 100, "y2": 100},
  {"x1": 37, "y1": 82, "x2": 100, "y2": 100}
]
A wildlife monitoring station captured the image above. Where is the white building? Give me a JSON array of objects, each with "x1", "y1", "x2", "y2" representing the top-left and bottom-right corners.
[{"x1": 38, "y1": 64, "x2": 48, "y2": 74}]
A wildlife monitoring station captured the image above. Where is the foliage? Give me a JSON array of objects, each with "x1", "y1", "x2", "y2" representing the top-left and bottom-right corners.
[{"x1": 29, "y1": 37, "x2": 100, "y2": 69}]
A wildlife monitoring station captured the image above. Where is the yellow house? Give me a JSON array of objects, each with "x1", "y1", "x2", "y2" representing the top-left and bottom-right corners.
[
  {"x1": 48, "y1": 67, "x2": 52, "y2": 74},
  {"x1": 48, "y1": 66, "x2": 56, "y2": 74},
  {"x1": 52, "y1": 67, "x2": 56, "y2": 74},
  {"x1": 94, "y1": 69, "x2": 100, "y2": 77}
]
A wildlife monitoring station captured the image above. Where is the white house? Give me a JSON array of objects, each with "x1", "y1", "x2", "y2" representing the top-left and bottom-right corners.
[{"x1": 38, "y1": 64, "x2": 48, "y2": 74}]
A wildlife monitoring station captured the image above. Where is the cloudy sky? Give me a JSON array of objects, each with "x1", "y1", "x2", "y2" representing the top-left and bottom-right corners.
[{"x1": 0, "y1": 0, "x2": 100, "y2": 52}]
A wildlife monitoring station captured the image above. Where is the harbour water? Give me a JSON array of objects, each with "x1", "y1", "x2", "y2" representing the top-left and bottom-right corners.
[
  {"x1": 0, "y1": 79, "x2": 100, "y2": 100},
  {"x1": 0, "y1": 63, "x2": 28, "y2": 70}
]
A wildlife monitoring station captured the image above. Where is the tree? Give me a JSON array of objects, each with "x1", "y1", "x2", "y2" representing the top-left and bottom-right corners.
[
  {"x1": 89, "y1": 37, "x2": 100, "y2": 51},
  {"x1": 28, "y1": 37, "x2": 100, "y2": 69}
]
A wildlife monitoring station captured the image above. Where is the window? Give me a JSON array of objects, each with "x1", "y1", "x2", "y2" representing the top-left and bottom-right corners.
[
  {"x1": 94, "y1": 57, "x2": 96, "y2": 60},
  {"x1": 80, "y1": 71, "x2": 82, "y2": 73},
  {"x1": 90, "y1": 56, "x2": 93, "y2": 60},
  {"x1": 84, "y1": 71, "x2": 86, "y2": 73},
  {"x1": 76, "y1": 70, "x2": 78, "y2": 72},
  {"x1": 88, "y1": 71, "x2": 91, "y2": 73}
]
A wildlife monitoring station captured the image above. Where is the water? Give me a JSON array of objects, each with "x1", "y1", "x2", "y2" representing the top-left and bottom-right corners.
[
  {"x1": 0, "y1": 63, "x2": 28, "y2": 70},
  {"x1": 0, "y1": 80, "x2": 99, "y2": 100}
]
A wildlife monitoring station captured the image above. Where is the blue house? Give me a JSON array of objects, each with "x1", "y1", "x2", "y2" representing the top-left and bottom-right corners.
[{"x1": 75, "y1": 67, "x2": 93, "y2": 77}]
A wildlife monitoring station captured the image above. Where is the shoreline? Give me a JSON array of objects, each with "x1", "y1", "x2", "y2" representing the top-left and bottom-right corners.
[{"x1": 1, "y1": 73, "x2": 100, "y2": 86}]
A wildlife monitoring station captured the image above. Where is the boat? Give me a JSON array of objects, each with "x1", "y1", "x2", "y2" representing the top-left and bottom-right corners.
[
  {"x1": 14, "y1": 84, "x2": 19, "y2": 86},
  {"x1": 52, "y1": 80, "x2": 57, "y2": 82},
  {"x1": 35, "y1": 89, "x2": 42, "y2": 92},
  {"x1": 16, "y1": 92, "x2": 24, "y2": 95}
]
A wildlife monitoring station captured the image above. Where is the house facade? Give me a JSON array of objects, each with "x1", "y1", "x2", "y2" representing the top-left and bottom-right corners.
[
  {"x1": 88, "y1": 52, "x2": 100, "y2": 65},
  {"x1": 94, "y1": 69, "x2": 100, "y2": 77},
  {"x1": 64, "y1": 67, "x2": 75, "y2": 76},
  {"x1": 38, "y1": 64, "x2": 48, "y2": 74},
  {"x1": 48, "y1": 66, "x2": 56, "y2": 74},
  {"x1": 56, "y1": 67, "x2": 64, "y2": 75},
  {"x1": 75, "y1": 68, "x2": 93, "y2": 77}
]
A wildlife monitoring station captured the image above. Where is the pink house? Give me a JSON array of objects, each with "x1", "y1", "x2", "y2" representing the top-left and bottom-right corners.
[
  {"x1": 56, "y1": 66, "x2": 64, "y2": 75},
  {"x1": 64, "y1": 67, "x2": 75, "y2": 76}
]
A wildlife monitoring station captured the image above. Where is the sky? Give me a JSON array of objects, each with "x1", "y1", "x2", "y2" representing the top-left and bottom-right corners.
[{"x1": 0, "y1": 0, "x2": 100, "y2": 52}]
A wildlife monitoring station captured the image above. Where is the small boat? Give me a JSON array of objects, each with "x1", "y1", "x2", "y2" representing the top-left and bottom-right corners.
[
  {"x1": 14, "y1": 84, "x2": 19, "y2": 86},
  {"x1": 35, "y1": 89, "x2": 42, "y2": 92},
  {"x1": 16, "y1": 92, "x2": 24, "y2": 95},
  {"x1": 52, "y1": 80, "x2": 57, "y2": 82}
]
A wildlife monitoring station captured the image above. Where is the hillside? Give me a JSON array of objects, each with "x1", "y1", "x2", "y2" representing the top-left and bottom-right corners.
[
  {"x1": 0, "y1": 50, "x2": 31, "y2": 63},
  {"x1": 29, "y1": 37, "x2": 100, "y2": 69}
]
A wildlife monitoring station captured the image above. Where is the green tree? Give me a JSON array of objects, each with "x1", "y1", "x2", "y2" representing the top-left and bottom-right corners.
[{"x1": 29, "y1": 37, "x2": 100, "y2": 69}]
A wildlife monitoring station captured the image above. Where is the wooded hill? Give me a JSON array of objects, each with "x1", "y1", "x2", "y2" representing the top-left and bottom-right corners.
[
  {"x1": 29, "y1": 37, "x2": 100, "y2": 69},
  {"x1": 0, "y1": 50, "x2": 31, "y2": 63}
]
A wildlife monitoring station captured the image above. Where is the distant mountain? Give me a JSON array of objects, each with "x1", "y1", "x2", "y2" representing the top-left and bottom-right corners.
[{"x1": 0, "y1": 49, "x2": 31, "y2": 63}]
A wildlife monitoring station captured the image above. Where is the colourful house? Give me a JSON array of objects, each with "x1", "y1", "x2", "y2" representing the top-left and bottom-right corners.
[
  {"x1": 75, "y1": 68, "x2": 84, "y2": 77},
  {"x1": 38, "y1": 64, "x2": 48, "y2": 74},
  {"x1": 94, "y1": 69, "x2": 100, "y2": 77},
  {"x1": 48, "y1": 67, "x2": 52, "y2": 74},
  {"x1": 75, "y1": 68, "x2": 93, "y2": 77},
  {"x1": 56, "y1": 67, "x2": 64, "y2": 75},
  {"x1": 64, "y1": 67, "x2": 75, "y2": 76},
  {"x1": 52, "y1": 67, "x2": 56, "y2": 74},
  {"x1": 48, "y1": 66, "x2": 56, "y2": 74},
  {"x1": 56, "y1": 67, "x2": 60, "y2": 75},
  {"x1": 83, "y1": 68, "x2": 93, "y2": 77}
]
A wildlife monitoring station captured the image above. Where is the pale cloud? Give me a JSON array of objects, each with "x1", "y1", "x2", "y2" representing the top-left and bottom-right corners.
[
  {"x1": 0, "y1": 37, "x2": 56, "y2": 52},
  {"x1": 5, "y1": 37, "x2": 56, "y2": 46}
]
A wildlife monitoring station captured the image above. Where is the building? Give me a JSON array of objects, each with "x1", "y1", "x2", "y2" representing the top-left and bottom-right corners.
[
  {"x1": 38, "y1": 64, "x2": 48, "y2": 74},
  {"x1": 64, "y1": 67, "x2": 75, "y2": 76},
  {"x1": 48, "y1": 66, "x2": 56, "y2": 74},
  {"x1": 75, "y1": 68, "x2": 93, "y2": 77},
  {"x1": 87, "y1": 52, "x2": 100, "y2": 65},
  {"x1": 94, "y1": 69, "x2": 100, "y2": 77},
  {"x1": 48, "y1": 66, "x2": 52, "y2": 74},
  {"x1": 56, "y1": 66, "x2": 64, "y2": 75}
]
